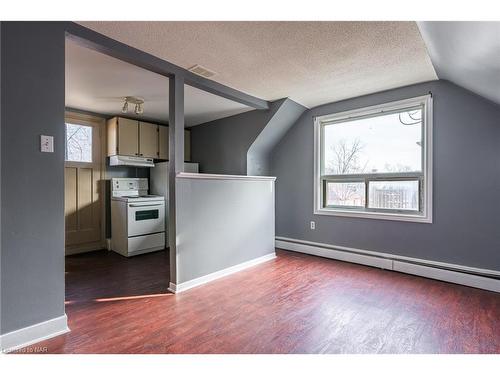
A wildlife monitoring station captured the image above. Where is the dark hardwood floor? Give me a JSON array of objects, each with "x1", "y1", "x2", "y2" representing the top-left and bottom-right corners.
[{"x1": 19, "y1": 249, "x2": 500, "y2": 354}]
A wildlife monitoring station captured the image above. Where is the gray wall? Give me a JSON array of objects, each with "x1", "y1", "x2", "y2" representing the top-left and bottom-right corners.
[
  {"x1": 0, "y1": 21, "x2": 3, "y2": 336},
  {"x1": 1, "y1": 22, "x2": 66, "y2": 334},
  {"x1": 190, "y1": 101, "x2": 282, "y2": 175},
  {"x1": 247, "y1": 98, "x2": 306, "y2": 176},
  {"x1": 272, "y1": 80, "x2": 500, "y2": 271},
  {"x1": 176, "y1": 175, "x2": 275, "y2": 284}
]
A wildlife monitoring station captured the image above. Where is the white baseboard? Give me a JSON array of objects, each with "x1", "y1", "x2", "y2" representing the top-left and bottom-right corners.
[
  {"x1": 276, "y1": 237, "x2": 500, "y2": 293},
  {"x1": 0, "y1": 314, "x2": 70, "y2": 353},
  {"x1": 392, "y1": 261, "x2": 499, "y2": 292},
  {"x1": 169, "y1": 252, "x2": 277, "y2": 293},
  {"x1": 278, "y1": 239, "x2": 393, "y2": 270}
]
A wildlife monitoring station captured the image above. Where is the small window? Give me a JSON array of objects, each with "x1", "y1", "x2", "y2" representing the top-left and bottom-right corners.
[
  {"x1": 314, "y1": 95, "x2": 432, "y2": 223},
  {"x1": 65, "y1": 123, "x2": 92, "y2": 162}
]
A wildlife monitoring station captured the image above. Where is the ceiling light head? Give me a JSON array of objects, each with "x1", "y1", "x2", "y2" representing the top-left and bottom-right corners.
[
  {"x1": 122, "y1": 96, "x2": 145, "y2": 115},
  {"x1": 134, "y1": 103, "x2": 144, "y2": 115},
  {"x1": 121, "y1": 99, "x2": 129, "y2": 113}
]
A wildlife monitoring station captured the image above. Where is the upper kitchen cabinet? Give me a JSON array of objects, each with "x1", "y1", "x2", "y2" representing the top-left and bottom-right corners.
[
  {"x1": 108, "y1": 117, "x2": 191, "y2": 161},
  {"x1": 139, "y1": 121, "x2": 159, "y2": 158},
  {"x1": 107, "y1": 117, "x2": 158, "y2": 158},
  {"x1": 107, "y1": 117, "x2": 140, "y2": 157},
  {"x1": 157, "y1": 125, "x2": 192, "y2": 162}
]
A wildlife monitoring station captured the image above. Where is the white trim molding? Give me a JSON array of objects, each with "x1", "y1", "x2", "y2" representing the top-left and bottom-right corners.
[
  {"x1": 168, "y1": 252, "x2": 276, "y2": 293},
  {"x1": 167, "y1": 282, "x2": 178, "y2": 294},
  {"x1": 0, "y1": 314, "x2": 70, "y2": 353},
  {"x1": 177, "y1": 172, "x2": 276, "y2": 182},
  {"x1": 276, "y1": 237, "x2": 500, "y2": 293},
  {"x1": 313, "y1": 94, "x2": 433, "y2": 223}
]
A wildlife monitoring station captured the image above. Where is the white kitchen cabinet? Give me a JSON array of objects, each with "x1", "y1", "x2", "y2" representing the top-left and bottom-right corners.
[
  {"x1": 107, "y1": 117, "x2": 191, "y2": 161},
  {"x1": 108, "y1": 117, "x2": 158, "y2": 157},
  {"x1": 139, "y1": 121, "x2": 159, "y2": 158}
]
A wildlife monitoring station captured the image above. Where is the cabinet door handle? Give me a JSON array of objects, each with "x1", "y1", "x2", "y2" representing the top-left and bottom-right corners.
[{"x1": 129, "y1": 203, "x2": 163, "y2": 208}]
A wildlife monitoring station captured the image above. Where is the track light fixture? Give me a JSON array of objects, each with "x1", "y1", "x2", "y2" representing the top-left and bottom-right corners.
[{"x1": 121, "y1": 96, "x2": 145, "y2": 115}]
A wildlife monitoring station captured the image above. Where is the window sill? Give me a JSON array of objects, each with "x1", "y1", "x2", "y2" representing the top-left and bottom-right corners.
[{"x1": 314, "y1": 207, "x2": 432, "y2": 223}]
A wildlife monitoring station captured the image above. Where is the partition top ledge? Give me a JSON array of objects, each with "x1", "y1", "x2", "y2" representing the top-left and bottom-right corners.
[{"x1": 176, "y1": 172, "x2": 276, "y2": 182}]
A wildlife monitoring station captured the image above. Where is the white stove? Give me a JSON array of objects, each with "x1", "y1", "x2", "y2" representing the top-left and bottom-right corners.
[{"x1": 110, "y1": 178, "x2": 165, "y2": 257}]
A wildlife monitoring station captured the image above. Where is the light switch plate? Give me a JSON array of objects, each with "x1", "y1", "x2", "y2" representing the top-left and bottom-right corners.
[{"x1": 40, "y1": 135, "x2": 54, "y2": 153}]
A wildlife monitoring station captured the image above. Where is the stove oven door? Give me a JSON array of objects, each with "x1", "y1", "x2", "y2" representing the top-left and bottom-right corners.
[{"x1": 127, "y1": 201, "x2": 165, "y2": 237}]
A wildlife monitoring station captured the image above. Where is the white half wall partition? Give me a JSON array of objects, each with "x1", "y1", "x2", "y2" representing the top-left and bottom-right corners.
[{"x1": 170, "y1": 173, "x2": 276, "y2": 292}]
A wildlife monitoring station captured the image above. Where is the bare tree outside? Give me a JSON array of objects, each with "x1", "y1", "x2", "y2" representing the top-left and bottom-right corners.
[
  {"x1": 326, "y1": 138, "x2": 366, "y2": 206},
  {"x1": 66, "y1": 123, "x2": 93, "y2": 162},
  {"x1": 326, "y1": 138, "x2": 366, "y2": 175}
]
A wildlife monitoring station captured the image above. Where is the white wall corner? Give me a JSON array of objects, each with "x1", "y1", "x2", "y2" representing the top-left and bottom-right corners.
[{"x1": 0, "y1": 314, "x2": 69, "y2": 353}]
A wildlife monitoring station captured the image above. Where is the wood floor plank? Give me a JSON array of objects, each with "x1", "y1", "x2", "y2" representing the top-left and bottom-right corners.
[{"x1": 15, "y1": 249, "x2": 500, "y2": 354}]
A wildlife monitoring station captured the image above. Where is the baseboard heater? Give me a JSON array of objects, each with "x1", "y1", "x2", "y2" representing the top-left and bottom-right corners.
[{"x1": 275, "y1": 237, "x2": 500, "y2": 293}]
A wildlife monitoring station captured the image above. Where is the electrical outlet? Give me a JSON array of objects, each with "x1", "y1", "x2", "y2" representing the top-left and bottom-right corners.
[
  {"x1": 40, "y1": 135, "x2": 54, "y2": 153},
  {"x1": 310, "y1": 221, "x2": 316, "y2": 230}
]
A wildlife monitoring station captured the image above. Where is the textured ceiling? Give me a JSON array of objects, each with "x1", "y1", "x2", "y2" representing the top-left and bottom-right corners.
[
  {"x1": 78, "y1": 21, "x2": 438, "y2": 108},
  {"x1": 65, "y1": 40, "x2": 251, "y2": 126},
  {"x1": 418, "y1": 21, "x2": 500, "y2": 105}
]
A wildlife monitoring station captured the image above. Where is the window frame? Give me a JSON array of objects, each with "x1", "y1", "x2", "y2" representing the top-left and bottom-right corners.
[{"x1": 313, "y1": 94, "x2": 433, "y2": 223}]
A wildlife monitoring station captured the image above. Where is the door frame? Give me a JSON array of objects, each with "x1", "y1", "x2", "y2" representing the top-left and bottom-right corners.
[{"x1": 64, "y1": 110, "x2": 107, "y2": 255}]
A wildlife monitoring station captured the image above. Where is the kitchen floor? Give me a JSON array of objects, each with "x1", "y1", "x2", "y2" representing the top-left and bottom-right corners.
[{"x1": 17, "y1": 249, "x2": 500, "y2": 354}]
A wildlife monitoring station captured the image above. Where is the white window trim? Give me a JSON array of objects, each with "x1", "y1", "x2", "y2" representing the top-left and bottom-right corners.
[{"x1": 313, "y1": 94, "x2": 433, "y2": 223}]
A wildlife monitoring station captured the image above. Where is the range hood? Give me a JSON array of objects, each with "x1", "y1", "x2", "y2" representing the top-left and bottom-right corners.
[{"x1": 109, "y1": 155, "x2": 155, "y2": 168}]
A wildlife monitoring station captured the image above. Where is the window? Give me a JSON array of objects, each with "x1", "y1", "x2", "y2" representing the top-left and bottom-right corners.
[
  {"x1": 65, "y1": 123, "x2": 93, "y2": 162},
  {"x1": 314, "y1": 95, "x2": 432, "y2": 223}
]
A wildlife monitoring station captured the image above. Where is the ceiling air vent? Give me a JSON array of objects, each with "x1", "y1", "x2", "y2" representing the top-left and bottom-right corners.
[{"x1": 188, "y1": 64, "x2": 217, "y2": 78}]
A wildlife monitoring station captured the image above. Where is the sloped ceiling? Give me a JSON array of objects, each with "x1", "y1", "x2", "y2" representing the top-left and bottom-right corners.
[
  {"x1": 78, "y1": 21, "x2": 438, "y2": 108},
  {"x1": 418, "y1": 22, "x2": 500, "y2": 105}
]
